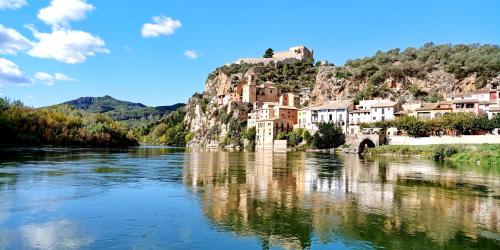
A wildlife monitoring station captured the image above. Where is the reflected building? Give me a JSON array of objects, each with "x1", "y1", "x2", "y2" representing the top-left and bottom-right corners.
[{"x1": 183, "y1": 150, "x2": 500, "y2": 249}]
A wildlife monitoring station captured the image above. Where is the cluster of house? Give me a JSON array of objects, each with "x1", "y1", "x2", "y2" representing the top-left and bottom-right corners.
[
  {"x1": 246, "y1": 87, "x2": 499, "y2": 149},
  {"x1": 213, "y1": 72, "x2": 500, "y2": 149},
  {"x1": 213, "y1": 46, "x2": 500, "y2": 149},
  {"x1": 298, "y1": 88, "x2": 500, "y2": 133}
]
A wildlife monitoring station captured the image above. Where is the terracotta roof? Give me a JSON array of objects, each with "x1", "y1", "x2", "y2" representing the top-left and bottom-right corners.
[
  {"x1": 479, "y1": 101, "x2": 496, "y2": 105},
  {"x1": 274, "y1": 105, "x2": 298, "y2": 110},
  {"x1": 394, "y1": 110, "x2": 407, "y2": 115},
  {"x1": 438, "y1": 101, "x2": 452, "y2": 104},
  {"x1": 452, "y1": 99, "x2": 479, "y2": 104},
  {"x1": 415, "y1": 101, "x2": 453, "y2": 111},
  {"x1": 311, "y1": 100, "x2": 353, "y2": 110},
  {"x1": 256, "y1": 117, "x2": 292, "y2": 122},
  {"x1": 448, "y1": 93, "x2": 467, "y2": 98},
  {"x1": 371, "y1": 101, "x2": 399, "y2": 108},
  {"x1": 416, "y1": 104, "x2": 437, "y2": 111}
]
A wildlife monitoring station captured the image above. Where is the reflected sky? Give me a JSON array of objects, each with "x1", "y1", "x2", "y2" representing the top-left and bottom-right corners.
[{"x1": 0, "y1": 147, "x2": 498, "y2": 249}]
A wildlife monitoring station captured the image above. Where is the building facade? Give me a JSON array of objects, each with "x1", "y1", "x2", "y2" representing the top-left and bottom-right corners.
[
  {"x1": 256, "y1": 118, "x2": 294, "y2": 150},
  {"x1": 311, "y1": 100, "x2": 354, "y2": 133}
]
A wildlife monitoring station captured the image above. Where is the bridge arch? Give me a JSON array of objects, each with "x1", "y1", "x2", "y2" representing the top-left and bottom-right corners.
[{"x1": 358, "y1": 138, "x2": 376, "y2": 153}]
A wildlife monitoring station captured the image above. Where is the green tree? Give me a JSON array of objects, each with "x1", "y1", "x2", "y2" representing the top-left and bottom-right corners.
[
  {"x1": 288, "y1": 129, "x2": 304, "y2": 147},
  {"x1": 275, "y1": 131, "x2": 289, "y2": 140},
  {"x1": 302, "y1": 130, "x2": 312, "y2": 145},
  {"x1": 312, "y1": 123, "x2": 345, "y2": 149},
  {"x1": 243, "y1": 127, "x2": 256, "y2": 150},
  {"x1": 154, "y1": 123, "x2": 168, "y2": 137},
  {"x1": 185, "y1": 132, "x2": 195, "y2": 143},
  {"x1": 263, "y1": 48, "x2": 274, "y2": 58}
]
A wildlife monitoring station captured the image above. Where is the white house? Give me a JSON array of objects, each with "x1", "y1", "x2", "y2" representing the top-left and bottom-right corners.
[
  {"x1": 370, "y1": 101, "x2": 401, "y2": 122},
  {"x1": 311, "y1": 100, "x2": 354, "y2": 133},
  {"x1": 296, "y1": 108, "x2": 316, "y2": 131}
]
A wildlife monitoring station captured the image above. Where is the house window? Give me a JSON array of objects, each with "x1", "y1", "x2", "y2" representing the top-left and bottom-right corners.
[
  {"x1": 329, "y1": 114, "x2": 332, "y2": 121},
  {"x1": 382, "y1": 108, "x2": 385, "y2": 114},
  {"x1": 466, "y1": 103, "x2": 474, "y2": 109}
]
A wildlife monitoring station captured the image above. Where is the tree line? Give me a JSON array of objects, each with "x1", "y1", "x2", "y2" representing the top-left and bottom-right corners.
[
  {"x1": 362, "y1": 113, "x2": 500, "y2": 137},
  {"x1": 0, "y1": 98, "x2": 137, "y2": 147}
]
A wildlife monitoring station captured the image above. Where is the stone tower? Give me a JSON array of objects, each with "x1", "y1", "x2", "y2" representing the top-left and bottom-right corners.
[{"x1": 242, "y1": 73, "x2": 257, "y2": 103}]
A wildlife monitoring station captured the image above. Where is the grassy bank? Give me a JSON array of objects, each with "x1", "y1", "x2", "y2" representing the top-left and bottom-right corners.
[{"x1": 365, "y1": 144, "x2": 500, "y2": 167}]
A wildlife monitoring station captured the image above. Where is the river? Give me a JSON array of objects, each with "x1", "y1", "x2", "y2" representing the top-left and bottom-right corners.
[{"x1": 0, "y1": 147, "x2": 498, "y2": 249}]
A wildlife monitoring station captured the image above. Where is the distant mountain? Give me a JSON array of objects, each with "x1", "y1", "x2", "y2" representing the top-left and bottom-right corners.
[
  {"x1": 64, "y1": 95, "x2": 147, "y2": 113},
  {"x1": 61, "y1": 95, "x2": 184, "y2": 127}
]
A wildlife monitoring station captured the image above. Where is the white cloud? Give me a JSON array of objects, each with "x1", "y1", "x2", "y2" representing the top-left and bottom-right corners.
[
  {"x1": 21, "y1": 220, "x2": 94, "y2": 250},
  {"x1": 0, "y1": 0, "x2": 27, "y2": 10},
  {"x1": 0, "y1": 24, "x2": 33, "y2": 55},
  {"x1": 34, "y1": 72, "x2": 76, "y2": 86},
  {"x1": 27, "y1": 26, "x2": 109, "y2": 64},
  {"x1": 141, "y1": 16, "x2": 182, "y2": 38},
  {"x1": 26, "y1": 94, "x2": 33, "y2": 99},
  {"x1": 0, "y1": 58, "x2": 32, "y2": 85},
  {"x1": 184, "y1": 50, "x2": 199, "y2": 59},
  {"x1": 37, "y1": 0, "x2": 94, "y2": 28}
]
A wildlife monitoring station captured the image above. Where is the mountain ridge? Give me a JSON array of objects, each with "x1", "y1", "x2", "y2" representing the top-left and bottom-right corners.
[{"x1": 60, "y1": 95, "x2": 185, "y2": 127}]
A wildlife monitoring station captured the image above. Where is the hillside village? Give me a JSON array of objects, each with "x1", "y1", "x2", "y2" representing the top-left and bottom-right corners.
[{"x1": 185, "y1": 45, "x2": 500, "y2": 150}]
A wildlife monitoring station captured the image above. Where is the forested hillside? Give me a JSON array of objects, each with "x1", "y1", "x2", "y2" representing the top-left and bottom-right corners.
[
  {"x1": 62, "y1": 95, "x2": 184, "y2": 127},
  {"x1": 0, "y1": 98, "x2": 137, "y2": 147},
  {"x1": 130, "y1": 107, "x2": 190, "y2": 146},
  {"x1": 312, "y1": 43, "x2": 500, "y2": 104}
]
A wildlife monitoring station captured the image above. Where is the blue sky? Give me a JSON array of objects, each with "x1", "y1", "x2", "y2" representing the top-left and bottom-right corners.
[{"x1": 0, "y1": 0, "x2": 499, "y2": 107}]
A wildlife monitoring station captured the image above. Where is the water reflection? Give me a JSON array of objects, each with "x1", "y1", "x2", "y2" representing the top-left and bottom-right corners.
[
  {"x1": 184, "y1": 150, "x2": 500, "y2": 249},
  {"x1": 0, "y1": 148, "x2": 498, "y2": 249},
  {"x1": 21, "y1": 220, "x2": 94, "y2": 249}
]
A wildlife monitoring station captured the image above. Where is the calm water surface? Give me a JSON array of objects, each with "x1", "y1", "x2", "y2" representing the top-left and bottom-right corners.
[{"x1": 0, "y1": 147, "x2": 498, "y2": 249}]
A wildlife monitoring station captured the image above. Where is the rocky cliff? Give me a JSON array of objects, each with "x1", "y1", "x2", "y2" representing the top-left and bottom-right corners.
[
  {"x1": 310, "y1": 67, "x2": 488, "y2": 105},
  {"x1": 183, "y1": 43, "x2": 500, "y2": 148}
]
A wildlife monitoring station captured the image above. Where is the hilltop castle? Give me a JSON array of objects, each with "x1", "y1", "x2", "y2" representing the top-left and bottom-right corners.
[{"x1": 235, "y1": 46, "x2": 314, "y2": 65}]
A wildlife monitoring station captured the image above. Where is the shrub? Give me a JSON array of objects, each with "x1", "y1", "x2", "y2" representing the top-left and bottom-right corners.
[
  {"x1": 185, "y1": 132, "x2": 195, "y2": 143},
  {"x1": 243, "y1": 127, "x2": 256, "y2": 150},
  {"x1": 288, "y1": 129, "x2": 304, "y2": 147},
  {"x1": 312, "y1": 123, "x2": 345, "y2": 149},
  {"x1": 431, "y1": 145, "x2": 460, "y2": 160},
  {"x1": 154, "y1": 124, "x2": 168, "y2": 137}
]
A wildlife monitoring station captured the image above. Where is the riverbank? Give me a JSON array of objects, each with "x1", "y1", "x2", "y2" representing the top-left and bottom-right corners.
[{"x1": 365, "y1": 144, "x2": 500, "y2": 167}]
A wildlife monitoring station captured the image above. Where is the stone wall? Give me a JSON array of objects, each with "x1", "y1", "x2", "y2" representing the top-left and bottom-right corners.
[
  {"x1": 388, "y1": 135, "x2": 500, "y2": 145},
  {"x1": 273, "y1": 140, "x2": 288, "y2": 151}
]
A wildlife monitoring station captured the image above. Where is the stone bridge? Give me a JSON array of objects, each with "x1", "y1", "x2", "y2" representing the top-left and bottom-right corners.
[{"x1": 346, "y1": 131, "x2": 384, "y2": 154}]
